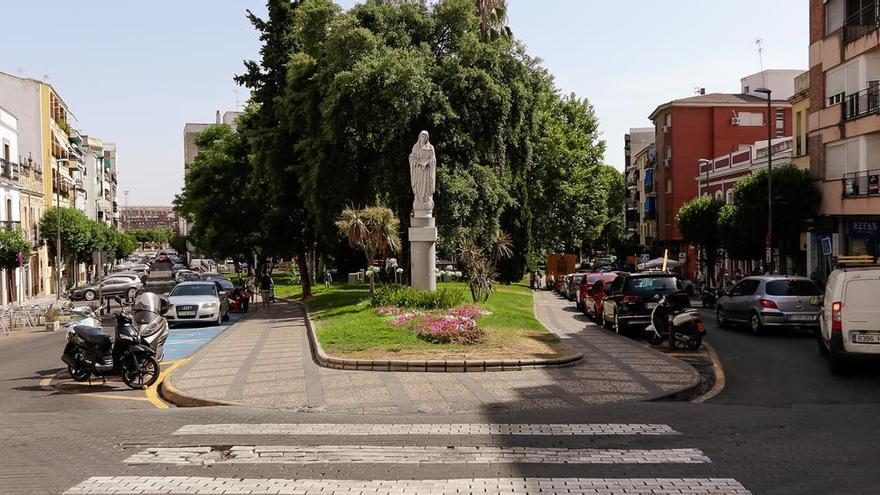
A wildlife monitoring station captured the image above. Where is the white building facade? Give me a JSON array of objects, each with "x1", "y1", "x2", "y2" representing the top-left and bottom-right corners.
[{"x1": 0, "y1": 107, "x2": 28, "y2": 304}]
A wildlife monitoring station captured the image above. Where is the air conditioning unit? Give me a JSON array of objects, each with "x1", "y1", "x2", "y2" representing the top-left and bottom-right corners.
[{"x1": 731, "y1": 116, "x2": 742, "y2": 126}]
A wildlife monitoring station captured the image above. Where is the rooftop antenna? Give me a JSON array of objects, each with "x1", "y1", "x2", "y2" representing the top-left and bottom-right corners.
[
  {"x1": 234, "y1": 90, "x2": 241, "y2": 111},
  {"x1": 693, "y1": 87, "x2": 706, "y2": 95},
  {"x1": 755, "y1": 38, "x2": 766, "y2": 87}
]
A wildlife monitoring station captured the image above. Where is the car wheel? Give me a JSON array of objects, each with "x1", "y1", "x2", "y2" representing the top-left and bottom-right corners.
[
  {"x1": 84, "y1": 290, "x2": 95, "y2": 301},
  {"x1": 716, "y1": 307, "x2": 728, "y2": 329},
  {"x1": 614, "y1": 312, "x2": 625, "y2": 335},
  {"x1": 750, "y1": 312, "x2": 763, "y2": 335},
  {"x1": 222, "y1": 309, "x2": 230, "y2": 322}
]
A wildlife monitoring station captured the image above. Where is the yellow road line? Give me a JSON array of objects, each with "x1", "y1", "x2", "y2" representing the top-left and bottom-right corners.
[
  {"x1": 146, "y1": 359, "x2": 188, "y2": 409},
  {"x1": 691, "y1": 341, "x2": 726, "y2": 403}
]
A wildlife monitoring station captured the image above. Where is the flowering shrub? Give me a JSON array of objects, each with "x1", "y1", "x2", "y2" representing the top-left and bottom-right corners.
[{"x1": 375, "y1": 304, "x2": 487, "y2": 345}]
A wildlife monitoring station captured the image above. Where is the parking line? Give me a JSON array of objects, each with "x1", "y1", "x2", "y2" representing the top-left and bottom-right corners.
[{"x1": 146, "y1": 359, "x2": 187, "y2": 409}]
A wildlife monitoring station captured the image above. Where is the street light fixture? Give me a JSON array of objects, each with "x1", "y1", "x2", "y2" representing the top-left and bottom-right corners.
[{"x1": 754, "y1": 87, "x2": 774, "y2": 274}]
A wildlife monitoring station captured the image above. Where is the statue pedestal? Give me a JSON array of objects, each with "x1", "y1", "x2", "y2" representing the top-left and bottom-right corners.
[{"x1": 409, "y1": 213, "x2": 437, "y2": 292}]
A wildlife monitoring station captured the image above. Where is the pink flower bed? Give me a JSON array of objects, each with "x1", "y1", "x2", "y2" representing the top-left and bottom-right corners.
[{"x1": 375, "y1": 304, "x2": 488, "y2": 345}]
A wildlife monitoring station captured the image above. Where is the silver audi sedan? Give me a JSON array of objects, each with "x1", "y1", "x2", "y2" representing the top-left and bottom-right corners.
[{"x1": 166, "y1": 281, "x2": 230, "y2": 326}]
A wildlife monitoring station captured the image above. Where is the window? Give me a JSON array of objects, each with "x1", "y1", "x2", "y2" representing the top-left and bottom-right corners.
[
  {"x1": 828, "y1": 92, "x2": 845, "y2": 106},
  {"x1": 665, "y1": 113, "x2": 672, "y2": 127},
  {"x1": 730, "y1": 279, "x2": 760, "y2": 296},
  {"x1": 765, "y1": 280, "x2": 821, "y2": 296},
  {"x1": 776, "y1": 109, "x2": 785, "y2": 137},
  {"x1": 715, "y1": 190, "x2": 723, "y2": 201},
  {"x1": 827, "y1": 0, "x2": 844, "y2": 34},
  {"x1": 726, "y1": 189, "x2": 734, "y2": 204},
  {"x1": 666, "y1": 178, "x2": 672, "y2": 193},
  {"x1": 743, "y1": 85, "x2": 750, "y2": 94},
  {"x1": 736, "y1": 112, "x2": 763, "y2": 126}
]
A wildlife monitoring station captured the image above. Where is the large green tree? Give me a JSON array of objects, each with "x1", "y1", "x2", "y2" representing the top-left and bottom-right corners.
[
  {"x1": 678, "y1": 195, "x2": 725, "y2": 285},
  {"x1": 729, "y1": 164, "x2": 822, "y2": 268}
]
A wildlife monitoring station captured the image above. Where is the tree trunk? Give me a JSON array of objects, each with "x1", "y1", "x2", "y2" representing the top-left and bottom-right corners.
[{"x1": 295, "y1": 255, "x2": 312, "y2": 299}]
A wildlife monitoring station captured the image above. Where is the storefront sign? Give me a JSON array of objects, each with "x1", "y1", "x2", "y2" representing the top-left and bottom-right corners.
[{"x1": 849, "y1": 220, "x2": 880, "y2": 239}]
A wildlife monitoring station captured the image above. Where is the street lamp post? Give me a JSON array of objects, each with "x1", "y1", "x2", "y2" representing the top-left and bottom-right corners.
[
  {"x1": 698, "y1": 159, "x2": 711, "y2": 197},
  {"x1": 55, "y1": 158, "x2": 61, "y2": 300},
  {"x1": 755, "y1": 87, "x2": 774, "y2": 274}
]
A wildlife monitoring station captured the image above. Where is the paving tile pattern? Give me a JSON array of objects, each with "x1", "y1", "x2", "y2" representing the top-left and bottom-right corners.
[
  {"x1": 125, "y1": 445, "x2": 711, "y2": 466},
  {"x1": 65, "y1": 476, "x2": 751, "y2": 494},
  {"x1": 173, "y1": 422, "x2": 679, "y2": 436},
  {"x1": 168, "y1": 292, "x2": 699, "y2": 413}
]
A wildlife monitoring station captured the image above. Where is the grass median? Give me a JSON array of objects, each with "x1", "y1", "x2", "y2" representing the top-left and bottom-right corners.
[{"x1": 291, "y1": 281, "x2": 577, "y2": 361}]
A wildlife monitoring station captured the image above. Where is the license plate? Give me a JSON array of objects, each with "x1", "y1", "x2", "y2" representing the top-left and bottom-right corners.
[
  {"x1": 788, "y1": 314, "x2": 815, "y2": 321},
  {"x1": 645, "y1": 302, "x2": 658, "y2": 309},
  {"x1": 178, "y1": 311, "x2": 196, "y2": 318},
  {"x1": 853, "y1": 334, "x2": 880, "y2": 344}
]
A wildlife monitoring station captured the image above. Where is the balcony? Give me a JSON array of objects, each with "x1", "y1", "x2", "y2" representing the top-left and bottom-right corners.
[
  {"x1": 844, "y1": 86, "x2": 880, "y2": 120},
  {"x1": 844, "y1": 3, "x2": 880, "y2": 43},
  {"x1": 0, "y1": 220, "x2": 21, "y2": 231},
  {"x1": 843, "y1": 168, "x2": 880, "y2": 197},
  {"x1": 0, "y1": 158, "x2": 19, "y2": 182}
]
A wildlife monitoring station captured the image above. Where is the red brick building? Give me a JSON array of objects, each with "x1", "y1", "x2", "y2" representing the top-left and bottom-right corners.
[{"x1": 120, "y1": 206, "x2": 179, "y2": 233}]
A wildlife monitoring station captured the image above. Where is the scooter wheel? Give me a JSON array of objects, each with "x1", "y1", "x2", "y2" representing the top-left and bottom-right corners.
[
  {"x1": 121, "y1": 356, "x2": 160, "y2": 389},
  {"x1": 647, "y1": 333, "x2": 666, "y2": 346},
  {"x1": 687, "y1": 335, "x2": 703, "y2": 351},
  {"x1": 68, "y1": 364, "x2": 90, "y2": 382}
]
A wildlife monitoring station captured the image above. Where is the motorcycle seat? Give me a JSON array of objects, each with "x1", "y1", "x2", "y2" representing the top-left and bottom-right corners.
[{"x1": 74, "y1": 325, "x2": 111, "y2": 345}]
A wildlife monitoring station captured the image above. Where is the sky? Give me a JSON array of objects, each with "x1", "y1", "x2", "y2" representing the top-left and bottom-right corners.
[{"x1": 0, "y1": 1, "x2": 808, "y2": 205}]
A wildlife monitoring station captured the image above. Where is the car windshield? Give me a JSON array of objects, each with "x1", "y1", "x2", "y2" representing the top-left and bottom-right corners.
[
  {"x1": 625, "y1": 276, "x2": 679, "y2": 293},
  {"x1": 171, "y1": 284, "x2": 216, "y2": 297},
  {"x1": 765, "y1": 280, "x2": 820, "y2": 296},
  {"x1": 217, "y1": 280, "x2": 234, "y2": 290}
]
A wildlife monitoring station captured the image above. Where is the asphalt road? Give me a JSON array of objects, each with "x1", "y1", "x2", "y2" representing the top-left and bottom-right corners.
[{"x1": 3, "y1": 287, "x2": 880, "y2": 494}]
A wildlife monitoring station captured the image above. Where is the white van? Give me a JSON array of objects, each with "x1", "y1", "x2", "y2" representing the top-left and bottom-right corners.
[{"x1": 817, "y1": 264, "x2": 880, "y2": 373}]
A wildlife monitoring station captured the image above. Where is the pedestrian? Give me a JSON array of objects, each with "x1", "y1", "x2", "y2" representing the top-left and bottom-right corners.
[
  {"x1": 529, "y1": 270, "x2": 536, "y2": 291},
  {"x1": 716, "y1": 267, "x2": 727, "y2": 290},
  {"x1": 260, "y1": 271, "x2": 273, "y2": 308},
  {"x1": 246, "y1": 273, "x2": 256, "y2": 303},
  {"x1": 694, "y1": 266, "x2": 705, "y2": 292},
  {"x1": 323, "y1": 269, "x2": 332, "y2": 288}
]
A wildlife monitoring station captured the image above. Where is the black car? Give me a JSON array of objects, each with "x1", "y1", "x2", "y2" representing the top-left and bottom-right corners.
[{"x1": 602, "y1": 272, "x2": 688, "y2": 333}]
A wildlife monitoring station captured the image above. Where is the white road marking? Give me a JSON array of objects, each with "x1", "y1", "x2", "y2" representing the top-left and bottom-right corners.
[
  {"x1": 125, "y1": 445, "x2": 711, "y2": 465},
  {"x1": 173, "y1": 422, "x2": 678, "y2": 436},
  {"x1": 65, "y1": 476, "x2": 751, "y2": 494}
]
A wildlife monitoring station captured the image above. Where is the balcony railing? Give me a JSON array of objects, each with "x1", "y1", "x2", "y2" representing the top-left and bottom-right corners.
[
  {"x1": 844, "y1": 168, "x2": 880, "y2": 197},
  {"x1": 844, "y1": 86, "x2": 880, "y2": 120},
  {"x1": 0, "y1": 220, "x2": 21, "y2": 231},
  {"x1": 844, "y1": 5, "x2": 880, "y2": 43},
  {"x1": 0, "y1": 158, "x2": 19, "y2": 182}
]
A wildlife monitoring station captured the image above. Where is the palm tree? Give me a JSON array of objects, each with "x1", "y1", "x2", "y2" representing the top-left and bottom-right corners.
[
  {"x1": 335, "y1": 206, "x2": 401, "y2": 295},
  {"x1": 476, "y1": 0, "x2": 512, "y2": 41}
]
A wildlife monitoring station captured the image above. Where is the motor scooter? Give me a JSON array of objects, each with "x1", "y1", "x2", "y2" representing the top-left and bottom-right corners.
[
  {"x1": 645, "y1": 292, "x2": 706, "y2": 351},
  {"x1": 61, "y1": 297, "x2": 161, "y2": 389}
]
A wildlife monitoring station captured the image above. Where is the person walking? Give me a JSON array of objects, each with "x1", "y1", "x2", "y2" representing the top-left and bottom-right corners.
[
  {"x1": 694, "y1": 266, "x2": 705, "y2": 292},
  {"x1": 529, "y1": 270, "x2": 536, "y2": 291},
  {"x1": 246, "y1": 274, "x2": 256, "y2": 304},
  {"x1": 260, "y1": 271, "x2": 273, "y2": 308},
  {"x1": 323, "y1": 269, "x2": 333, "y2": 288}
]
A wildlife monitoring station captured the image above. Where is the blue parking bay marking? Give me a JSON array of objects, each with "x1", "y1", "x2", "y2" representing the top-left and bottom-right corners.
[{"x1": 162, "y1": 315, "x2": 239, "y2": 361}]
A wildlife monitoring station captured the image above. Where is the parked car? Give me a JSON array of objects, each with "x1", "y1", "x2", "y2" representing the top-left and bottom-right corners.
[
  {"x1": 165, "y1": 281, "x2": 230, "y2": 326},
  {"x1": 155, "y1": 253, "x2": 171, "y2": 263},
  {"x1": 583, "y1": 272, "x2": 621, "y2": 321},
  {"x1": 66, "y1": 275, "x2": 143, "y2": 302},
  {"x1": 200, "y1": 272, "x2": 225, "y2": 282},
  {"x1": 175, "y1": 269, "x2": 195, "y2": 283},
  {"x1": 567, "y1": 273, "x2": 586, "y2": 303},
  {"x1": 106, "y1": 271, "x2": 144, "y2": 284},
  {"x1": 602, "y1": 272, "x2": 687, "y2": 333},
  {"x1": 716, "y1": 276, "x2": 821, "y2": 334},
  {"x1": 170, "y1": 263, "x2": 188, "y2": 275},
  {"x1": 817, "y1": 265, "x2": 880, "y2": 373}
]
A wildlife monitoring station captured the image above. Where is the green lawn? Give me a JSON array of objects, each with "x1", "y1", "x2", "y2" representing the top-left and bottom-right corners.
[{"x1": 299, "y1": 281, "x2": 573, "y2": 360}]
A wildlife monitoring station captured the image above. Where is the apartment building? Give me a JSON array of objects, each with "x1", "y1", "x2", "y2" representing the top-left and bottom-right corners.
[
  {"x1": 807, "y1": 0, "x2": 880, "y2": 276},
  {"x1": 624, "y1": 128, "x2": 655, "y2": 238},
  {"x1": 120, "y1": 206, "x2": 178, "y2": 232},
  {"x1": 0, "y1": 107, "x2": 29, "y2": 304},
  {"x1": 634, "y1": 143, "x2": 657, "y2": 247}
]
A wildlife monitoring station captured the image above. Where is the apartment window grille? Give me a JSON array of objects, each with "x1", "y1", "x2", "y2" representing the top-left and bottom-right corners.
[{"x1": 776, "y1": 109, "x2": 785, "y2": 138}]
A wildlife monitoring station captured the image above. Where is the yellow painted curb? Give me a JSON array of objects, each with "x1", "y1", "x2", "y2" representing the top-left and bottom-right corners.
[
  {"x1": 691, "y1": 341, "x2": 726, "y2": 403},
  {"x1": 146, "y1": 359, "x2": 187, "y2": 409}
]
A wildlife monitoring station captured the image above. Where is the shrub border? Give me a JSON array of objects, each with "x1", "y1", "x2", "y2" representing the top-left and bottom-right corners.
[{"x1": 300, "y1": 301, "x2": 584, "y2": 372}]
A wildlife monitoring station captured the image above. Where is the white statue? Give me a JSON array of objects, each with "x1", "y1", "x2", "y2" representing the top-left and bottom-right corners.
[{"x1": 409, "y1": 130, "x2": 436, "y2": 213}]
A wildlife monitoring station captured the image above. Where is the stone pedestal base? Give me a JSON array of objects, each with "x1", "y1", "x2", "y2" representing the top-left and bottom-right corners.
[{"x1": 409, "y1": 215, "x2": 437, "y2": 292}]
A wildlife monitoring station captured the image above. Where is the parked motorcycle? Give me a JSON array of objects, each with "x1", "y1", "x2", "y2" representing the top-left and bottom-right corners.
[
  {"x1": 60, "y1": 295, "x2": 167, "y2": 389},
  {"x1": 228, "y1": 286, "x2": 251, "y2": 313},
  {"x1": 63, "y1": 305, "x2": 102, "y2": 331},
  {"x1": 131, "y1": 293, "x2": 170, "y2": 362},
  {"x1": 645, "y1": 292, "x2": 706, "y2": 351},
  {"x1": 700, "y1": 287, "x2": 721, "y2": 309}
]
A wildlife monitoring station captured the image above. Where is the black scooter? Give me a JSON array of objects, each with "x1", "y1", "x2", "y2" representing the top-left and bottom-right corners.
[{"x1": 61, "y1": 299, "x2": 160, "y2": 389}]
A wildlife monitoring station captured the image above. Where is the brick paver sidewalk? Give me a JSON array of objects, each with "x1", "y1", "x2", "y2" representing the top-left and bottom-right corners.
[{"x1": 165, "y1": 291, "x2": 699, "y2": 414}]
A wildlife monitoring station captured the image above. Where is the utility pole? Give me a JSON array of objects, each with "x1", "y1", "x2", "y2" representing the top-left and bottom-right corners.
[
  {"x1": 55, "y1": 159, "x2": 61, "y2": 300},
  {"x1": 755, "y1": 87, "x2": 774, "y2": 274}
]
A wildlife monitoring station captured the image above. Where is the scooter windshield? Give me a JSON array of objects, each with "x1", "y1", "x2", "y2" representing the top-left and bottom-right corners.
[{"x1": 132, "y1": 292, "x2": 162, "y2": 324}]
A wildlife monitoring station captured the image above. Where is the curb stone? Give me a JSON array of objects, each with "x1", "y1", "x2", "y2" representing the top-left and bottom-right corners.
[{"x1": 299, "y1": 300, "x2": 584, "y2": 372}]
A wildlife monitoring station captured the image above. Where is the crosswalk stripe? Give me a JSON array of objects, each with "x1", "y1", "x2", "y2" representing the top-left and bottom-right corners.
[
  {"x1": 125, "y1": 445, "x2": 711, "y2": 465},
  {"x1": 64, "y1": 476, "x2": 751, "y2": 494},
  {"x1": 173, "y1": 423, "x2": 679, "y2": 436}
]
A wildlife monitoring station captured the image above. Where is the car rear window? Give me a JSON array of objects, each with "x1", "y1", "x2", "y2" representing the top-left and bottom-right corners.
[
  {"x1": 765, "y1": 280, "x2": 820, "y2": 296},
  {"x1": 625, "y1": 276, "x2": 678, "y2": 293},
  {"x1": 172, "y1": 284, "x2": 217, "y2": 297}
]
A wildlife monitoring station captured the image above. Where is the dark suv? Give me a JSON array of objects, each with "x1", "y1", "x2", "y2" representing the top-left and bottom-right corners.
[{"x1": 602, "y1": 272, "x2": 688, "y2": 333}]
